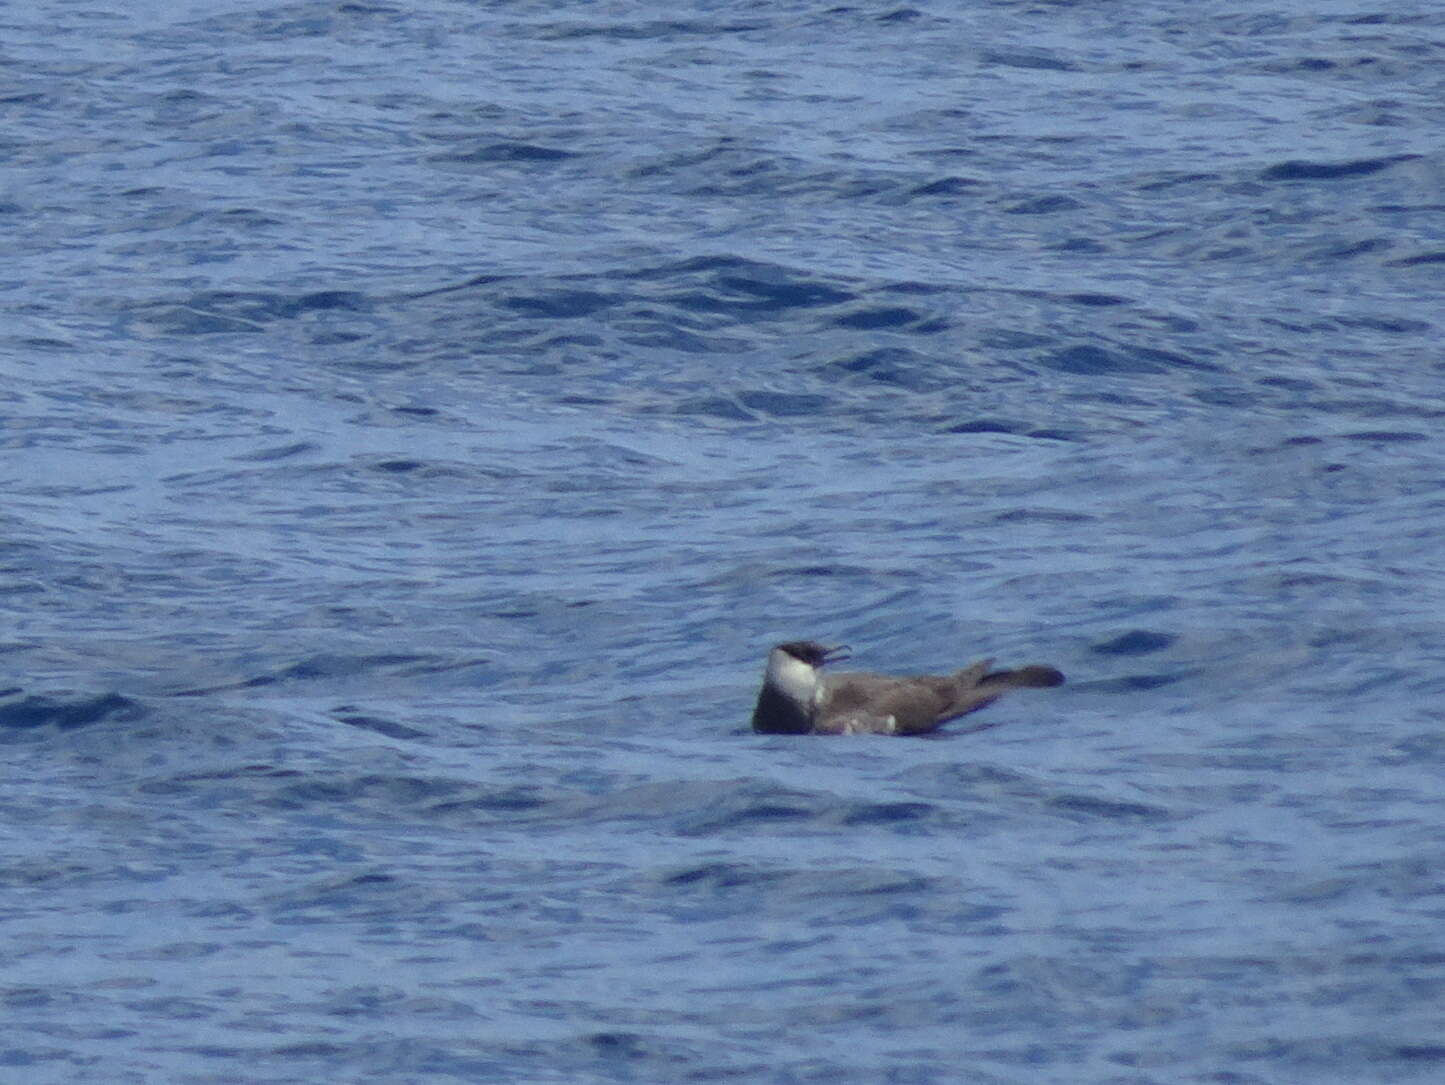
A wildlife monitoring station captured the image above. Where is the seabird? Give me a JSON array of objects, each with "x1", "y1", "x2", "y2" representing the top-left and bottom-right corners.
[{"x1": 751, "y1": 640, "x2": 1063, "y2": 735}]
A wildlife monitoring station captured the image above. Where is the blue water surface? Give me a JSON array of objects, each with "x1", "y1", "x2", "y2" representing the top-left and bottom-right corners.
[{"x1": 4, "y1": 1, "x2": 1445, "y2": 1082}]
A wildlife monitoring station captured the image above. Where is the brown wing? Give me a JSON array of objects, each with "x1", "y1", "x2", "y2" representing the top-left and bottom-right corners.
[
  {"x1": 815, "y1": 660, "x2": 1063, "y2": 735},
  {"x1": 816, "y1": 667, "x2": 985, "y2": 735}
]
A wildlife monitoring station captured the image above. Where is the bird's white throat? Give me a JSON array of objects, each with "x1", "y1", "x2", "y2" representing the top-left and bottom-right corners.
[{"x1": 765, "y1": 648, "x2": 820, "y2": 708}]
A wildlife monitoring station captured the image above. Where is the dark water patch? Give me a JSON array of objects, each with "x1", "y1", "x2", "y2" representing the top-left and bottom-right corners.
[
  {"x1": 430, "y1": 785, "x2": 552, "y2": 818},
  {"x1": 664, "y1": 265, "x2": 855, "y2": 316},
  {"x1": 484, "y1": 594, "x2": 599, "y2": 622},
  {"x1": 341, "y1": 993, "x2": 477, "y2": 1023},
  {"x1": 112, "y1": 940, "x2": 224, "y2": 963},
  {"x1": 502, "y1": 288, "x2": 617, "y2": 318},
  {"x1": 1192, "y1": 385, "x2": 1260, "y2": 408},
  {"x1": 908, "y1": 176, "x2": 982, "y2": 198},
  {"x1": 0, "y1": 692, "x2": 145, "y2": 732},
  {"x1": 1134, "y1": 170, "x2": 1223, "y2": 192},
  {"x1": 1343, "y1": 11, "x2": 1438, "y2": 24},
  {"x1": 745, "y1": 978, "x2": 972, "y2": 1033},
  {"x1": 1003, "y1": 193, "x2": 1084, "y2": 215},
  {"x1": 973, "y1": 955, "x2": 1140, "y2": 1019},
  {"x1": 1091, "y1": 630, "x2": 1175, "y2": 656},
  {"x1": 679, "y1": 154, "x2": 803, "y2": 198},
  {"x1": 778, "y1": 564, "x2": 872, "y2": 578},
  {"x1": 131, "y1": 290, "x2": 371, "y2": 335},
  {"x1": 463, "y1": 778, "x2": 836, "y2": 837},
  {"x1": 945, "y1": 418, "x2": 1025, "y2": 435},
  {"x1": 332, "y1": 710, "x2": 430, "y2": 742},
  {"x1": 1259, "y1": 55, "x2": 1410, "y2": 78},
  {"x1": 981, "y1": 49, "x2": 1079, "y2": 73},
  {"x1": 1046, "y1": 793, "x2": 1171, "y2": 823},
  {"x1": 1052, "y1": 236, "x2": 1110, "y2": 254},
  {"x1": 1339, "y1": 857, "x2": 1444, "y2": 902},
  {"x1": 700, "y1": 800, "x2": 814, "y2": 829},
  {"x1": 267, "y1": 872, "x2": 412, "y2": 919},
  {"x1": 839, "y1": 800, "x2": 933, "y2": 826},
  {"x1": 876, "y1": 7, "x2": 927, "y2": 24},
  {"x1": 173, "y1": 653, "x2": 442, "y2": 696},
  {"x1": 370, "y1": 458, "x2": 426, "y2": 473},
  {"x1": 1024, "y1": 426, "x2": 1080, "y2": 441},
  {"x1": 1391, "y1": 250, "x2": 1445, "y2": 266},
  {"x1": 230, "y1": 441, "x2": 320, "y2": 463},
  {"x1": 434, "y1": 141, "x2": 577, "y2": 165},
  {"x1": 124, "y1": 996, "x2": 216, "y2": 1021},
  {"x1": 1039, "y1": 344, "x2": 1156, "y2": 375},
  {"x1": 173, "y1": 2, "x2": 401, "y2": 41},
  {"x1": 831, "y1": 305, "x2": 921, "y2": 330},
  {"x1": 583, "y1": 1030, "x2": 648, "y2": 1058},
  {"x1": 887, "y1": 762, "x2": 1079, "y2": 826},
  {"x1": 735, "y1": 390, "x2": 830, "y2": 418},
  {"x1": 1044, "y1": 344, "x2": 1133, "y2": 376},
  {"x1": 649, "y1": 861, "x2": 945, "y2": 924},
  {"x1": 1332, "y1": 314, "x2": 1433, "y2": 334},
  {"x1": 13, "y1": 335, "x2": 74, "y2": 352},
  {"x1": 212, "y1": 206, "x2": 285, "y2": 229},
  {"x1": 1316, "y1": 236, "x2": 1393, "y2": 261},
  {"x1": 291, "y1": 290, "x2": 368, "y2": 314},
  {"x1": 1274, "y1": 569, "x2": 1361, "y2": 590},
  {"x1": 1037, "y1": 340, "x2": 1219, "y2": 377},
  {"x1": 406, "y1": 272, "x2": 510, "y2": 301},
  {"x1": 1383, "y1": 730, "x2": 1445, "y2": 765},
  {"x1": 1260, "y1": 154, "x2": 1421, "y2": 182},
  {"x1": 993, "y1": 507, "x2": 1094, "y2": 524},
  {"x1": 1395, "y1": 1044, "x2": 1445, "y2": 1061},
  {"x1": 878, "y1": 280, "x2": 951, "y2": 298},
  {"x1": 1225, "y1": 1033, "x2": 1445, "y2": 1077},
  {"x1": 532, "y1": 18, "x2": 766, "y2": 42},
  {"x1": 663, "y1": 862, "x2": 783, "y2": 890},
  {"x1": 270, "y1": 772, "x2": 468, "y2": 812},
  {"x1": 1340, "y1": 429, "x2": 1428, "y2": 443},
  {"x1": 1078, "y1": 672, "x2": 1188, "y2": 693},
  {"x1": 480, "y1": 1028, "x2": 722, "y2": 1085},
  {"x1": 137, "y1": 768, "x2": 302, "y2": 803},
  {"x1": 942, "y1": 418, "x2": 1079, "y2": 441},
  {"x1": 820, "y1": 347, "x2": 937, "y2": 390},
  {"x1": 0, "y1": 860, "x2": 129, "y2": 888},
  {"x1": 427, "y1": 256, "x2": 864, "y2": 343},
  {"x1": 625, "y1": 137, "x2": 757, "y2": 180},
  {"x1": 1132, "y1": 345, "x2": 1219, "y2": 371},
  {"x1": 1058, "y1": 292, "x2": 1131, "y2": 308},
  {"x1": 1259, "y1": 376, "x2": 1319, "y2": 394},
  {"x1": 151, "y1": 765, "x2": 304, "y2": 789}
]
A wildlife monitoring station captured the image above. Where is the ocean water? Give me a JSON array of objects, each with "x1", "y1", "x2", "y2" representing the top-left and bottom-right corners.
[{"x1": 4, "y1": 1, "x2": 1445, "y2": 1081}]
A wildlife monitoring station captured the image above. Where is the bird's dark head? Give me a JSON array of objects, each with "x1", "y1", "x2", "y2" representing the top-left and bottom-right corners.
[{"x1": 775, "y1": 641, "x2": 851, "y2": 668}]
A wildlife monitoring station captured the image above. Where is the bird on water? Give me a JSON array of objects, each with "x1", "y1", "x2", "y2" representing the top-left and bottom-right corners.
[{"x1": 751, "y1": 640, "x2": 1063, "y2": 736}]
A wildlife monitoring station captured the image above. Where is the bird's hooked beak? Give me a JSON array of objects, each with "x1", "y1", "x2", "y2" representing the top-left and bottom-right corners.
[{"x1": 820, "y1": 644, "x2": 851, "y2": 667}]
